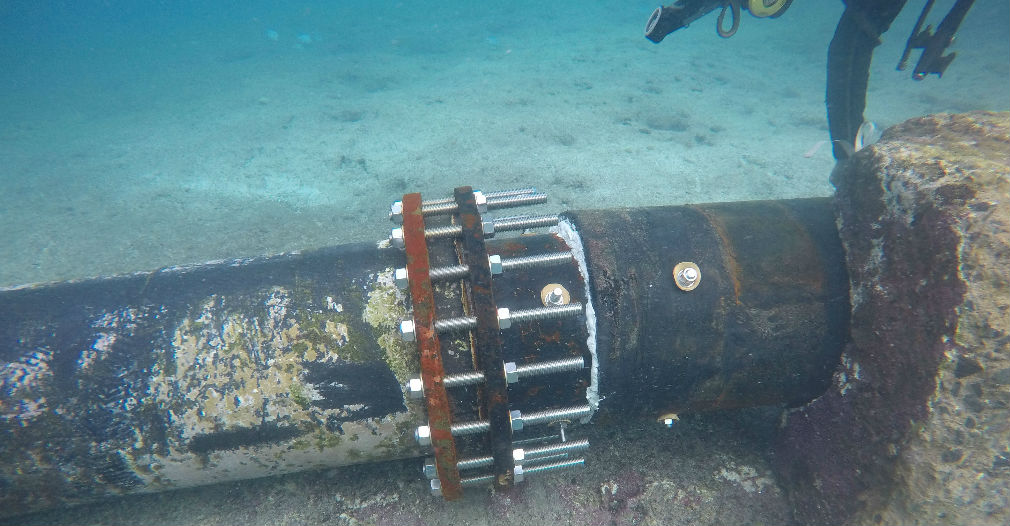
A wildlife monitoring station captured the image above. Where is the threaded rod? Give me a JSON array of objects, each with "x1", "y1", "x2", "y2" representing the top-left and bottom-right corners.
[
  {"x1": 510, "y1": 303, "x2": 584, "y2": 325},
  {"x1": 501, "y1": 252, "x2": 572, "y2": 271},
  {"x1": 516, "y1": 356, "x2": 584, "y2": 379},
  {"x1": 442, "y1": 370, "x2": 485, "y2": 388},
  {"x1": 523, "y1": 405, "x2": 593, "y2": 427},
  {"x1": 524, "y1": 438, "x2": 590, "y2": 458},
  {"x1": 524, "y1": 458, "x2": 585, "y2": 476},
  {"x1": 433, "y1": 316, "x2": 477, "y2": 334},
  {"x1": 429, "y1": 264, "x2": 469, "y2": 281},
  {"x1": 450, "y1": 420, "x2": 490, "y2": 437},
  {"x1": 493, "y1": 214, "x2": 560, "y2": 233}
]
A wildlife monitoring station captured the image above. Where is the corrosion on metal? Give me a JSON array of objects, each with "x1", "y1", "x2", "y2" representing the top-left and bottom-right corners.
[
  {"x1": 453, "y1": 186, "x2": 514, "y2": 490},
  {"x1": 402, "y1": 192, "x2": 462, "y2": 499}
]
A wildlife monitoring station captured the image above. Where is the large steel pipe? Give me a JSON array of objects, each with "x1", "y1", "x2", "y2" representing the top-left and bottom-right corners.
[
  {"x1": 566, "y1": 198, "x2": 850, "y2": 419},
  {"x1": 0, "y1": 197, "x2": 848, "y2": 517}
]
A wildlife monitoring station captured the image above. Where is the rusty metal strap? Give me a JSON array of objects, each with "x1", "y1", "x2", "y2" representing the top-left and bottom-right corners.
[
  {"x1": 453, "y1": 186, "x2": 514, "y2": 490},
  {"x1": 402, "y1": 192, "x2": 462, "y2": 499}
]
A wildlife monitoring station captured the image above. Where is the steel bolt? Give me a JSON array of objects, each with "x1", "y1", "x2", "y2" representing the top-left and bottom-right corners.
[
  {"x1": 673, "y1": 262, "x2": 701, "y2": 291},
  {"x1": 513, "y1": 448, "x2": 525, "y2": 465},
  {"x1": 510, "y1": 409, "x2": 524, "y2": 431},
  {"x1": 389, "y1": 200, "x2": 403, "y2": 223},
  {"x1": 544, "y1": 286, "x2": 567, "y2": 306},
  {"x1": 482, "y1": 221, "x2": 495, "y2": 236},
  {"x1": 513, "y1": 465, "x2": 525, "y2": 483},
  {"x1": 664, "y1": 418, "x2": 675, "y2": 428},
  {"x1": 407, "y1": 378, "x2": 424, "y2": 399},
  {"x1": 474, "y1": 190, "x2": 488, "y2": 213},
  {"x1": 390, "y1": 228, "x2": 405, "y2": 249},
  {"x1": 497, "y1": 307, "x2": 512, "y2": 330},
  {"x1": 400, "y1": 319, "x2": 416, "y2": 342},
  {"x1": 488, "y1": 254, "x2": 503, "y2": 275},
  {"x1": 415, "y1": 425, "x2": 432, "y2": 447},
  {"x1": 394, "y1": 267, "x2": 409, "y2": 289},
  {"x1": 423, "y1": 457, "x2": 437, "y2": 479},
  {"x1": 430, "y1": 478, "x2": 442, "y2": 497},
  {"x1": 504, "y1": 362, "x2": 519, "y2": 384}
]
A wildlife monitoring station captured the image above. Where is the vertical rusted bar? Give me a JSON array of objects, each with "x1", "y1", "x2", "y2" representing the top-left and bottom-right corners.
[
  {"x1": 402, "y1": 192, "x2": 462, "y2": 499},
  {"x1": 453, "y1": 186, "x2": 514, "y2": 490}
]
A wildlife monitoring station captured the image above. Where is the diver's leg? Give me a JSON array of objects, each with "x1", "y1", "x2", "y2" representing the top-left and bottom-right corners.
[{"x1": 826, "y1": 1, "x2": 907, "y2": 160}]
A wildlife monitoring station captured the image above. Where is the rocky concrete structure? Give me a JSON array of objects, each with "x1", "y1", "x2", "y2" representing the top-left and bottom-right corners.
[{"x1": 776, "y1": 112, "x2": 1010, "y2": 525}]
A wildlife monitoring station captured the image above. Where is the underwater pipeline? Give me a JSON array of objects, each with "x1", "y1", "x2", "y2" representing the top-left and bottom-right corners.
[{"x1": 0, "y1": 188, "x2": 849, "y2": 515}]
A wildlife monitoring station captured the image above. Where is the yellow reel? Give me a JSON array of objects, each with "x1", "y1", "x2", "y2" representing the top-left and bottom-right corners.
[{"x1": 748, "y1": 0, "x2": 793, "y2": 18}]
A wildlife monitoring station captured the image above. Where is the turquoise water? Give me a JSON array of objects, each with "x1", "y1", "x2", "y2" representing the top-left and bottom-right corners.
[
  {"x1": 2, "y1": 1, "x2": 1006, "y2": 287},
  {"x1": 0, "y1": 3, "x2": 1008, "y2": 524}
]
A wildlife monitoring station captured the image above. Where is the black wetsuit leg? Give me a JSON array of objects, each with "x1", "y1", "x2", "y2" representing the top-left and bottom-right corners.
[{"x1": 826, "y1": 0, "x2": 907, "y2": 160}]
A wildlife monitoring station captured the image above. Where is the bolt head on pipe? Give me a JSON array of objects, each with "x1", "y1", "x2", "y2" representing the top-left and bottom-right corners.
[
  {"x1": 673, "y1": 261, "x2": 701, "y2": 291},
  {"x1": 390, "y1": 200, "x2": 403, "y2": 223},
  {"x1": 429, "y1": 478, "x2": 442, "y2": 497},
  {"x1": 400, "y1": 320, "x2": 416, "y2": 342},
  {"x1": 390, "y1": 228, "x2": 405, "y2": 249},
  {"x1": 415, "y1": 425, "x2": 432, "y2": 447},
  {"x1": 423, "y1": 457, "x2": 438, "y2": 479},
  {"x1": 407, "y1": 378, "x2": 424, "y2": 399},
  {"x1": 504, "y1": 362, "x2": 519, "y2": 384},
  {"x1": 488, "y1": 254, "x2": 503, "y2": 275},
  {"x1": 497, "y1": 307, "x2": 511, "y2": 330},
  {"x1": 510, "y1": 409, "x2": 524, "y2": 431},
  {"x1": 514, "y1": 465, "x2": 525, "y2": 483},
  {"x1": 394, "y1": 267, "x2": 409, "y2": 289}
]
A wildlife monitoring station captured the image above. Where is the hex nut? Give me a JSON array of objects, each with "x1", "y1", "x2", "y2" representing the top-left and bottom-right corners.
[
  {"x1": 400, "y1": 320, "x2": 416, "y2": 342},
  {"x1": 513, "y1": 465, "x2": 525, "y2": 483},
  {"x1": 390, "y1": 228, "x2": 406, "y2": 249},
  {"x1": 394, "y1": 267, "x2": 409, "y2": 289},
  {"x1": 509, "y1": 409, "x2": 524, "y2": 431},
  {"x1": 512, "y1": 448, "x2": 525, "y2": 464},
  {"x1": 504, "y1": 362, "x2": 519, "y2": 384},
  {"x1": 488, "y1": 254, "x2": 503, "y2": 275},
  {"x1": 673, "y1": 261, "x2": 701, "y2": 291},
  {"x1": 482, "y1": 221, "x2": 495, "y2": 236},
  {"x1": 474, "y1": 190, "x2": 488, "y2": 213},
  {"x1": 497, "y1": 307, "x2": 511, "y2": 330},
  {"x1": 407, "y1": 378, "x2": 424, "y2": 399},
  {"x1": 429, "y1": 478, "x2": 442, "y2": 497},
  {"x1": 415, "y1": 425, "x2": 432, "y2": 447},
  {"x1": 423, "y1": 457, "x2": 437, "y2": 479},
  {"x1": 390, "y1": 200, "x2": 404, "y2": 223}
]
